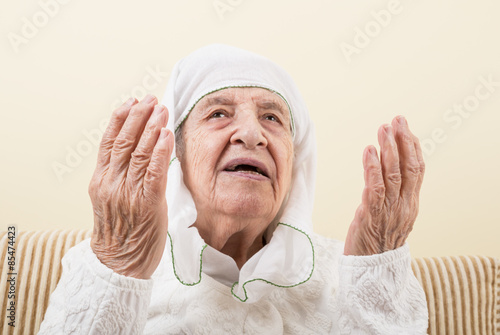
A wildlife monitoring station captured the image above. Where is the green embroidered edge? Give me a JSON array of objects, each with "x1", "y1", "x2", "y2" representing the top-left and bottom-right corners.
[
  {"x1": 230, "y1": 222, "x2": 315, "y2": 302},
  {"x1": 168, "y1": 231, "x2": 207, "y2": 286},
  {"x1": 174, "y1": 85, "x2": 296, "y2": 138},
  {"x1": 167, "y1": 156, "x2": 207, "y2": 286},
  {"x1": 168, "y1": 221, "x2": 315, "y2": 301}
]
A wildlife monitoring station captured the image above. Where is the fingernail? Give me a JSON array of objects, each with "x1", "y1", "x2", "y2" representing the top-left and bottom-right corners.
[
  {"x1": 153, "y1": 104, "x2": 164, "y2": 116},
  {"x1": 160, "y1": 128, "x2": 170, "y2": 140},
  {"x1": 384, "y1": 124, "x2": 392, "y2": 135},
  {"x1": 143, "y1": 94, "x2": 155, "y2": 103},
  {"x1": 398, "y1": 116, "x2": 407, "y2": 125},
  {"x1": 125, "y1": 97, "x2": 135, "y2": 106},
  {"x1": 369, "y1": 146, "x2": 376, "y2": 156}
]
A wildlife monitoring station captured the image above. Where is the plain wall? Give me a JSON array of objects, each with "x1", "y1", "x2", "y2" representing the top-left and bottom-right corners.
[{"x1": 1, "y1": 0, "x2": 499, "y2": 258}]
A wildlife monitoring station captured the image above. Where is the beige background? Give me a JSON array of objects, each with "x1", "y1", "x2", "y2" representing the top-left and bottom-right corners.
[{"x1": 1, "y1": 0, "x2": 499, "y2": 258}]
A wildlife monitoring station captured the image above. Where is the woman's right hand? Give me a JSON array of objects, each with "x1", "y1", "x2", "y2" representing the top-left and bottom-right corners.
[{"x1": 88, "y1": 94, "x2": 174, "y2": 279}]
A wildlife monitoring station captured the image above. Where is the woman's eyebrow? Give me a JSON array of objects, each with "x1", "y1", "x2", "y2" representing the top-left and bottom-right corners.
[
  {"x1": 203, "y1": 96, "x2": 235, "y2": 107},
  {"x1": 200, "y1": 96, "x2": 288, "y2": 118},
  {"x1": 256, "y1": 101, "x2": 288, "y2": 117},
  {"x1": 194, "y1": 96, "x2": 235, "y2": 116}
]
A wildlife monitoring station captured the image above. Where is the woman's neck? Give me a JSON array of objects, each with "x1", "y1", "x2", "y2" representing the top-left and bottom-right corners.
[{"x1": 193, "y1": 212, "x2": 268, "y2": 269}]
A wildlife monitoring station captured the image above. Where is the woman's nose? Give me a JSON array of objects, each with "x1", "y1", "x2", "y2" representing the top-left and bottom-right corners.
[{"x1": 230, "y1": 112, "x2": 268, "y2": 149}]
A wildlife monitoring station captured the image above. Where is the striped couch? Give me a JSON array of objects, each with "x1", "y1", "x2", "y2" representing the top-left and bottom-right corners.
[{"x1": 0, "y1": 230, "x2": 499, "y2": 335}]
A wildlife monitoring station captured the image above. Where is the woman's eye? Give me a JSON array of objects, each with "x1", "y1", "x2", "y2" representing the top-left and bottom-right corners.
[
  {"x1": 264, "y1": 114, "x2": 280, "y2": 123},
  {"x1": 210, "y1": 111, "x2": 226, "y2": 118}
]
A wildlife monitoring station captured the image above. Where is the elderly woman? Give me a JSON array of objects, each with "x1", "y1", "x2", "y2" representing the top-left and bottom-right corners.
[{"x1": 39, "y1": 44, "x2": 428, "y2": 334}]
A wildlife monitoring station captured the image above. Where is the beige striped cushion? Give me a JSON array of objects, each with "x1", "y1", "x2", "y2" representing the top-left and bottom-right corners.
[
  {"x1": 412, "y1": 256, "x2": 500, "y2": 335},
  {"x1": 0, "y1": 230, "x2": 499, "y2": 335},
  {"x1": 0, "y1": 230, "x2": 91, "y2": 335}
]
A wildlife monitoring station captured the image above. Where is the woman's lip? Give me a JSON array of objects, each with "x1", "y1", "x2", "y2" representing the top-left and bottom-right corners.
[
  {"x1": 221, "y1": 170, "x2": 269, "y2": 181},
  {"x1": 222, "y1": 158, "x2": 270, "y2": 178}
]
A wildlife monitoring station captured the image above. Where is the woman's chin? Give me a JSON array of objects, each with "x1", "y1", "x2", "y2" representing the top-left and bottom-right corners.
[{"x1": 217, "y1": 191, "x2": 275, "y2": 220}]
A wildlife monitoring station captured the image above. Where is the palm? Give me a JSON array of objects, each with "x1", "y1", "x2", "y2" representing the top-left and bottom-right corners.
[{"x1": 344, "y1": 116, "x2": 425, "y2": 256}]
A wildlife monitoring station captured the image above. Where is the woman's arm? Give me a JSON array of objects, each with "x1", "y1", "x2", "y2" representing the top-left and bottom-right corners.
[
  {"x1": 38, "y1": 239, "x2": 153, "y2": 334},
  {"x1": 336, "y1": 117, "x2": 428, "y2": 333},
  {"x1": 39, "y1": 94, "x2": 174, "y2": 333},
  {"x1": 334, "y1": 243, "x2": 428, "y2": 334}
]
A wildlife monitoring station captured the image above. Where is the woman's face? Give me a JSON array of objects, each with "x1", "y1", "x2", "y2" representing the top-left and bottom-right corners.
[{"x1": 178, "y1": 87, "x2": 294, "y2": 224}]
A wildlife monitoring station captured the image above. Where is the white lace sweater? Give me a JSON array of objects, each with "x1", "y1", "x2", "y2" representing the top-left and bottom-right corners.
[{"x1": 38, "y1": 233, "x2": 428, "y2": 334}]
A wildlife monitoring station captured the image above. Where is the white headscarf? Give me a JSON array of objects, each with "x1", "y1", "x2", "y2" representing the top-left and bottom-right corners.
[{"x1": 160, "y1": 44, "x2": 317, "y2": 304}]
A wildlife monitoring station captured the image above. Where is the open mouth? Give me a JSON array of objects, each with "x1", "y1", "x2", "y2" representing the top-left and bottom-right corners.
[{"x1": 224, "y1": 164, "x2": 268, "y2": 178}]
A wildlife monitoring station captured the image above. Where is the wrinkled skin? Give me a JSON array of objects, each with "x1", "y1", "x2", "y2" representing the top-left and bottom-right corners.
[
  {"x1": 178, "y1": 87, "x2": 294, "y2": 268},
  {"x1": 89, "y1": 95, "x2": 173, "y2": 279},
  {"x1": 88, "y1": 91, "x2": 424, "y2": 280},
  {"x1": 344, "y1": 116, "x2": 425, "y2": 255}
]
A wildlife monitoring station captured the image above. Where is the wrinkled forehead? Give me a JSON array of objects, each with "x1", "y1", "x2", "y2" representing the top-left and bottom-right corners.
[{"x1": 175, "y1": 86, "x2": 294, "y2": 133}]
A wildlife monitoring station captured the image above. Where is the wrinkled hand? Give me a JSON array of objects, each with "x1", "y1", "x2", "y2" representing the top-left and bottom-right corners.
[
  {"x1": 89, "y1": 95, "x2": 174, "y2": 279},
  {"x1": 344, "y1": 116, "x2": 425, "y2": 256}
]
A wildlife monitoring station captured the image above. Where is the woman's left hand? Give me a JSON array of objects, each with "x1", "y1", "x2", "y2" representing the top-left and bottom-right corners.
[{"x1": 344, "y1": 116, "x2": 425, "y2": 256}]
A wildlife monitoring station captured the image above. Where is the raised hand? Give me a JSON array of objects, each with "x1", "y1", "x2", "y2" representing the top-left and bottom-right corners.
[
  {"x1": 344, "y1": 116, "x2": 425, "y2": 256},
  {"x1": 88, "y1": 95, "x2": 174, "y2": 279}
]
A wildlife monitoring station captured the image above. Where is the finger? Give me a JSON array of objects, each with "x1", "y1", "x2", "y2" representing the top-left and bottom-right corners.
[
  {"x1": 110, "y1": 94, "x2": 158, "y2": 175},
  {"x1": 391, "y1": 116, "x2": 420, "y2": 199},
  {"x1": 362, "y1": 145, "x2": 385, "y2": 218},
  {"x1": 95, "y1": 97, "x2": 137, "y2": 173},
  {"x1": 127, "y1": 104, "x2": 168, "y2": 184},
  {"x1": 411, "y1": 133, "x2": 425, "y2": 198},
  {"x1": 143, "y1": 128, "x2": 174, "y2": 201},
  {"x1": 377, "y1": 124, "x2": 401, "y2": 207}
]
